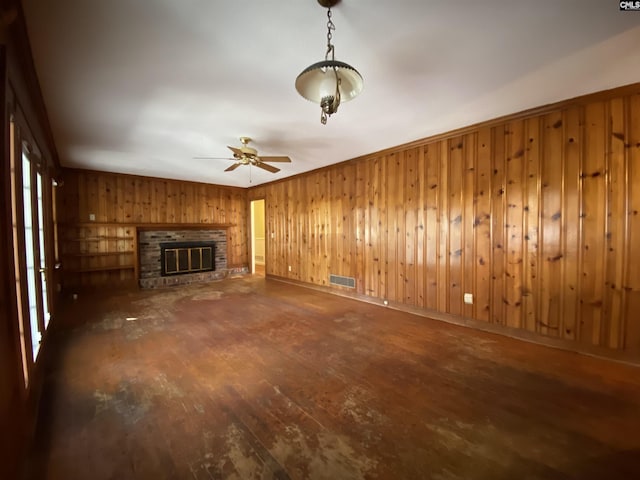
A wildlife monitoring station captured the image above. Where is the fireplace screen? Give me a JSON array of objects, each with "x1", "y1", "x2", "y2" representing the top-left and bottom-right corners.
[{"x1": 160, "y1": 241, "x2": 215, "y2": 276}]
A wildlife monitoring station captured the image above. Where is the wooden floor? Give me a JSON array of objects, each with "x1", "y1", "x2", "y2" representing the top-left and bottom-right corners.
[{"x1": 28, "y1": 275, "x2": 640, "y2": 479}]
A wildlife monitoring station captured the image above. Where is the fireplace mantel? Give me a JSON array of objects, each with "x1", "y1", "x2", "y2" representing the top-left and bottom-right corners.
[{"x1": 135, "y1": 223, "x2": 233, "y2": 231}]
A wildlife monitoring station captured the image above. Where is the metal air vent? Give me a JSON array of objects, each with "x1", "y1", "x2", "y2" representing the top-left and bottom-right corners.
[{"x1": 329, "y1": 274, "x2": 356, "y2": 288}]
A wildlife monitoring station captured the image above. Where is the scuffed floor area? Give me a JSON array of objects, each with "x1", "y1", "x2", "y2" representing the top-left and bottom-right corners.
[{"x1": 27, "y1": 276, "x2": 640, "y2": 479}]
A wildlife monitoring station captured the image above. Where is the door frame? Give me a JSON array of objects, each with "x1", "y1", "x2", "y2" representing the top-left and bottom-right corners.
[{"x1": 250, "y1": 198, "x2": 266, "y2": 274}]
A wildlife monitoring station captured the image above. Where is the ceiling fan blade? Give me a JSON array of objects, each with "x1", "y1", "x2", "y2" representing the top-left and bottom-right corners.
[
  {"x1": 224, "y1": 162, "x2": 242, "y2": 172},
  {"x1": 193, "y1": 156, "x2": 236, "y2": 161},
  {"x1": 255, "y1": 162, "x2": 280, "y2": 173},
  {"x1": 259, "y1": 155, "x2": 291, "y2": 163}
]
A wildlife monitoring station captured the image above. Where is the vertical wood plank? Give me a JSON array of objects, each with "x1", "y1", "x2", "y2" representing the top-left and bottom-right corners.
[
  {"x1": 523, "y1": 118, "x2": 541, "y2": 333},
  {"x1": 395, "y1": 151, "x2": 406, "y2": 304},
  {"x1": 425, "y1": 143, "x2": 439, "y2": 311},
  {"x1": 386, "y1": 153, "x2": 398, "y2": 303},
  {"x1": 141, "y1": 178, "x2": 151, "y2": 223},
  {"x1": 370, "y1": 158, "x2": 381, "y2": 299},
  {"x1": 437, "y1": 141, "x2": 449, "y2": 313},
  {"x1": 378, "y1": 155, "x2": 388, "y2": 301},
  {"x1": 580, "y1": 102, "x2": 607, "y2": 346},
  {"x1": 97, "y1": 174, "x2": 107, "y2": 222},
  {"x1": 491, "y1": 125, "x2": 506, "y2": 326},
  {"x1": 448, "y1": 137, "x2": 463, "y2": 316},
  {"x1": 561, "y1": 107, "x2": 582, "y2": 341},
  {"x1": 604, "y1": 98, "x2": 627, "y2": 349},
  {"x1": 363, "y1": 160, "x2": 373, "y2": 295},
  {"x1": 319, "y1": 171, "x2": 329, "y2": 285},
  {"x1": 344, "y1": 163, "x2": 357, "y2": 284},
  {"x1": 539, "y1": 111, "x2": 564, "y2": 337},
  {"x1": 297, "y1": 179, "x2": 308, "y2": 283},
  {"x1": 86, "y1": 172, "x2": 98, "y2": 222},
  {"x1": 404, "y1": 148, "x2": 417, "y2": 306},
  {"x1": 134, "y1": 177, "x2": 145, "y2": 223},
  {"x1": 462, "y1": 133, "x2": 476, "y2": 319},
  {"x1": 158, "y1": 180, "x2": 168, "y2": 223},
  {"x1": 504, "y1": 120, "x2": 525, "y2": 329},
  {"x1": 355, "y1": 163, "x2": 365, "y2": 292},
  {"x1": 416, "y1": 146, "x2": 426, "y2": 308},
  {"x1": 475, "y1": 127, "x2": 492, "y2": 322}
]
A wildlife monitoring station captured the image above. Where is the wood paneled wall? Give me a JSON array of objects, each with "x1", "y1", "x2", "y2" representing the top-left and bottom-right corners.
[
  {"x1": 58, "y1": 169, "x2": 248, "y2": 287},
  {"x1": 253, "y1": 87, "x2": 640, "y2": 355}
]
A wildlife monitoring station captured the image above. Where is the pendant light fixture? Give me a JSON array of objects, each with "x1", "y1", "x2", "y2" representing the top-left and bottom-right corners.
[{"x1": 295, "y1": 0, "x2": 363, "y2": 124}]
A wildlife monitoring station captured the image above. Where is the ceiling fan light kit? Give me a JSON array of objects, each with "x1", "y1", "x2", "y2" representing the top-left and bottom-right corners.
[{"x1": 295, "y1": 0, "x2": 363, "y2": 124}]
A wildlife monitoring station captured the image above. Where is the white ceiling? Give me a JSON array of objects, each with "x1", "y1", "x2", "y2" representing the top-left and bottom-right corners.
[{"x1": 22, "y1": 0, "x2": 640, "y2": 188}]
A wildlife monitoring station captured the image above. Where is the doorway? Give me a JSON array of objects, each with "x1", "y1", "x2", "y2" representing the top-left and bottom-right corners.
[{"x1": 250, "y1": 199, "x2": 265, "y2": 276}]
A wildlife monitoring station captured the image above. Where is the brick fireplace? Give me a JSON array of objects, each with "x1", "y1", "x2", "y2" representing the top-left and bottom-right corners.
[{"x1": 138, "y1": 229, "x2": 228, "y2": 288}]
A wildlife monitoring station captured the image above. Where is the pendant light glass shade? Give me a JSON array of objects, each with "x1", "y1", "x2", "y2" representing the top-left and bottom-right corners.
[{"x1": 295, "y1": 60, "x2": 363, "y2": 105}]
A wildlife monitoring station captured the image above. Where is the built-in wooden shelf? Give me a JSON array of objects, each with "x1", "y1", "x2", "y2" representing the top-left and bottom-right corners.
[
  {"x1": 60, "y1": 224, "x2": 138, "y2": 280},
  {"x1": 67, "y1": 265, "x2": 135, "y2": 273},
  {"x1": 67, "y1": 236, "x2": 133, "y2": 242},
  {"x1": 63, "y1": 252, "x2": 134, "y2": 257}
]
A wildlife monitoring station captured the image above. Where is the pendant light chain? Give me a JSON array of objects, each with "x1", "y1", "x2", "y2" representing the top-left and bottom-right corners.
[
  {"x1": 325, "y1": 7, "x2": 335, "y2": 61},
  {"x1": 320, "y1": 6, "x2": 341, "y2": 124}
]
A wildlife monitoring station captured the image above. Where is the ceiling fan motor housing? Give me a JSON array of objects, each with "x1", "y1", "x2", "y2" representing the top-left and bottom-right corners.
[
  {"x1": 241, "y1": 146, "x2": 258, "y2": 156},
  {"x1": 238, "y1": 137, "x2": 258, "y2": 157}
]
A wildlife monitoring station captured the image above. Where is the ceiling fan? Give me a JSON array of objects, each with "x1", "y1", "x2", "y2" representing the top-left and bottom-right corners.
[{"x1": 194, "y1": 137, "x2": 291, "y2": 173}]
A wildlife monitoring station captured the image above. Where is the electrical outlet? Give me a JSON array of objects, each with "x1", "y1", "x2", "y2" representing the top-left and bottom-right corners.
[
  {"x1": 464, "y1": 293, "x2": 473, "y2": 304},
  {"x1": 288, "y1": 265, "x2": 292, "y2": 272},
  {"x1": 89, "y1": 213, "x2": 96, "y2": 221}
]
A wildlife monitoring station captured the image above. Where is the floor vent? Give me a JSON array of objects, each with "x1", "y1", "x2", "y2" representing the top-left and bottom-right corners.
[{"x1": 329, "y1": 274, "x2": 356, "y2": 288}]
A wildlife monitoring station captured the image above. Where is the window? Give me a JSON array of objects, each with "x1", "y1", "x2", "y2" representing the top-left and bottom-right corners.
[{"x1": 22, "y1": 149, "x2": 41, "y2": 359}]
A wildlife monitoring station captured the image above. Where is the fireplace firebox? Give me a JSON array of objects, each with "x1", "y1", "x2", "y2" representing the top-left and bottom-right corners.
[{"x1": 160, "y1": 241, "x2": 215, "y2": 276}]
